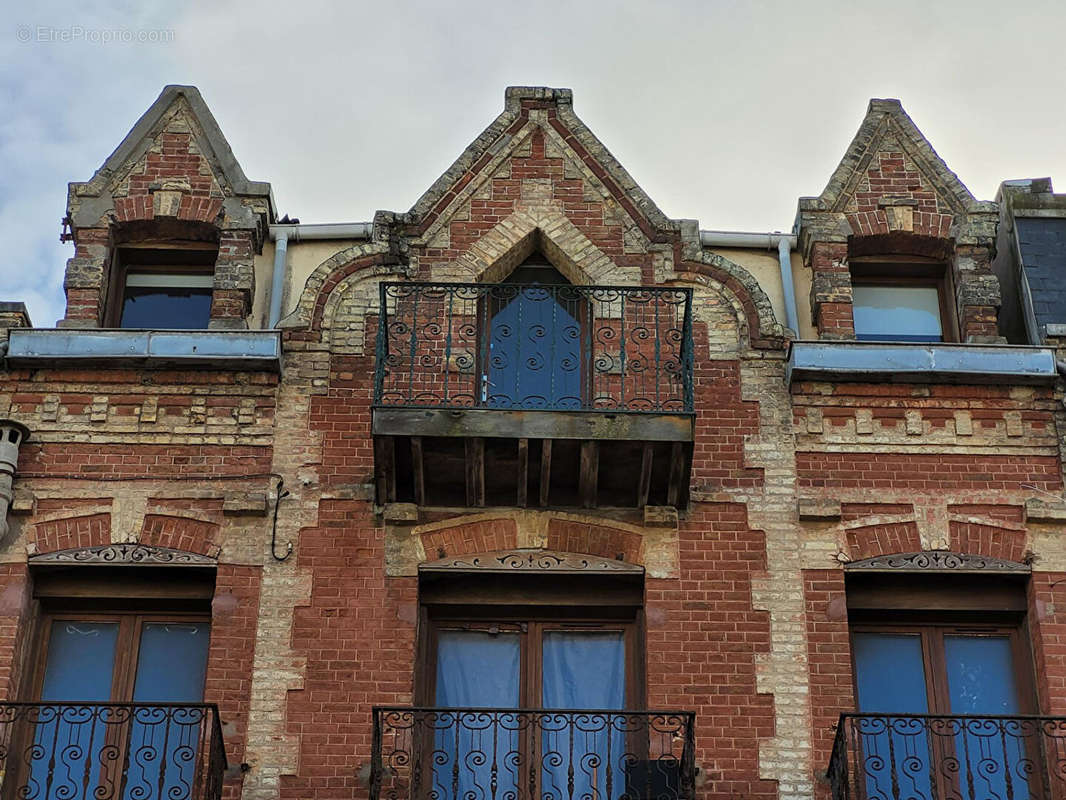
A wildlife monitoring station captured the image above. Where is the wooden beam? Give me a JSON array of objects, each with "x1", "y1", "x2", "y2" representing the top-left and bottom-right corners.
[
  {"x1": 517, "y1": 438, "x2": 528, "y2": 508},
  {"x1": 579, "y1": 440, "x2": 599, "y2": 508},
  {"x1": 410, "y1": 436, "x2": 425, "y2": 506},
  {"x1": 539, "y1": 439, "x2": 552, "y2": 507},
  {"x1": 637, "y1": 442, "x2": 654, "y2": 508},
  {"x1": 666, "y1": 441, "x2": 684, "y2": 507},
  {"x1": 373, "y1": 408, "x2": 694, "y2": 442},
  {"x1": 374, "y1": 437, "x2": 397, "y2": 504},
  {"x1": 465, "y1": 437, "x2": 485, "y2": 507}
]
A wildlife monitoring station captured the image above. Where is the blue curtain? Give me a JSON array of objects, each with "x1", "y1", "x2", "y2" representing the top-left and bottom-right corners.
[
  {"x1": 944, "y1": 636, "x2": 1028, "y2": 800},
  {"x1": 434, "y1": 632, "x2": 520, "y2": 800},
  {"x1": 124, "y1": 623, "x2": 211, "y2": 800},
  {"x1": 541, "y1": 632, "x2": 625, "y2": 800},
  {"x1": 853, "y1": 633, "x2": 934, "y2": 800},
  {"x1": 32, "y1": 622, "x2": 119, "y2": 800}
]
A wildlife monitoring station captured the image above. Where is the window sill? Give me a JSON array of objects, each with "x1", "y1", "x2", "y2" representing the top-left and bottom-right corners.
[
  {"x1": 787, "y1": 340, "x2": 1057, "y2": 385},
  {"x1": 6, "y1": 329, "x2": 281, "y2": 371}
]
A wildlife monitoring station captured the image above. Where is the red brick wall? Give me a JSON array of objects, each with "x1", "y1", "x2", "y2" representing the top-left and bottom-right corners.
[
  {"x1": 282, "y1": 500, "x2": 417, "y2": 800},
  {"x1": 206, "y1": 564, "x2": 263, "y2": 797},
  {"x1": 797, "y1": 453, "x2": 1061, "y2": 491},
  {"x1": 19, "y1": 443, "x2": 272, "y2": 478},
  {"x1": 690, "y1": 358, "x2": 763, "y2": 491},
  {"x1": 0, "y1": 563, "x2": 32, "y2": 698},
  {"x1": 803, "y1": 570, "x2": 852, "y2": 799},
  {"x1": 310, "y1": 356, "x2": 375, "y2": 487},
  {"x1": 646, "y1": 503, "x2": 776, "y2": 800}
]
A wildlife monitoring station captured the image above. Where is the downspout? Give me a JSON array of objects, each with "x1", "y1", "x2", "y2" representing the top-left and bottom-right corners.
[
  {"x1": 267, "y1": 223, "x2": 374, "y2": 328},
  {"x1": 699, "y1": 230, "x2": 799, "y2": 334},
  {"x1": 778, "y1": 235, "x2": 799, "y2": 335},
  {"x1": 268, "y1": 231, "x2": 288, "y2": 329}
]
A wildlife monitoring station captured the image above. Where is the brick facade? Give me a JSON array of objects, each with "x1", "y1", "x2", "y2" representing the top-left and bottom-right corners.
[{"x1": 0, "y1": 84, "x2": 1064, "y2": 800}]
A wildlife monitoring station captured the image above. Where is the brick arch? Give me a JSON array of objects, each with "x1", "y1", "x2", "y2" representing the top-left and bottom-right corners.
[
  {"x1": 847, "y1": 230, "x2": 954, "y2": 259},
  {"x1": 448, "y1": 207, "x2": 639, "y2": 286},
  {"x1": 677, "y1": 252, "x2": 787, "y2": 350},
  {"x1": 545, "y1": 518, "x2": 643, "y2": 564},
  {"x1": 31, "y1": 513, "x2": 112, "y2": 554},
  {"x1": 279, "y1": 244, "x2": 403, "y2": 338},
  {"x1": 948, "y1": 521, "x2": 1027, "y2": 563},
  {"x1": 845, "y1": 521, "x2": 921, "y2": 560},
  {"x1": 419, "y1": 518, "x2": 518, "y2": 561},
  {"x1": 139, "y1": 513, "x2": 220, "y2": 558}
]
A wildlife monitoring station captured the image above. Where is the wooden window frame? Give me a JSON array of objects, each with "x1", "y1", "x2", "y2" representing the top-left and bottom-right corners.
[
  {"x1": 418, "y1": 610, "x2": 645, "y2": 710},
  {"x1": 29, "y1": 610, "x2": 211, "y2": 703},
  {"x1": 849, "y1": 256, "x2": 957, "y2": 343},
  {"x1": 104, "y1": 243, "x2": 218, "y2": 329},
  {"x1": 850, "y1": 620, "x2": 1037, "y2": 716}
]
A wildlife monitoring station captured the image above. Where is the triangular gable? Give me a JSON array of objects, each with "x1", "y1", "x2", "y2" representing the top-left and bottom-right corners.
[
  {"x1": 67, "y1": 85, "x2": 273, "y2": 230},
  {"x1": 404, "y1": 86, "x2": 680, "y2": 246},
  {"x1": 811, "y1": 99, "x2": 975, "y2": 218}
]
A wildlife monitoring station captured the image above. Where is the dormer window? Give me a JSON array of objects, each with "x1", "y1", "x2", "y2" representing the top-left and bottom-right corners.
[
  {"x1": 108, "y1": 244, "x2": 217, "y2": 329},
  {"x1": 850, "y1": 258, "x2": 953, "y2": 343}
]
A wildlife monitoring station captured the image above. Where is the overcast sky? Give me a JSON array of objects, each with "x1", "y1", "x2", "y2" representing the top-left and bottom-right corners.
[{"x1": 3, "y1": 0, "x2": 1064, "y2": 326}]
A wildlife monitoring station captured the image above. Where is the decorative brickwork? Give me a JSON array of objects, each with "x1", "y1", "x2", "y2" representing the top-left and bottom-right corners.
[
  {"x1": 60, "y1": 86, "x2": 271, "y2": 328},
  {"x1": 799, "y1": 99, "x2": 1001, "y2": 342},
  {"x1": 6, "y1": 84, "x2": 1066, "y2": 800}
]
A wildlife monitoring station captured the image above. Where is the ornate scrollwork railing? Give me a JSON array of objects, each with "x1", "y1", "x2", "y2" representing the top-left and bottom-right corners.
[
  {"x1": 829, "y1": 713, "x2": 1066, "y2": 800},
  {"x1": 0, "y1": 702, "x2": 226, "y2": 800},
  {"x1": 373, "y1": 283, "x2": 694, "y2": 413},
  {"x1": 371, "y1": 707, "x2": 696, "y2": 800}
]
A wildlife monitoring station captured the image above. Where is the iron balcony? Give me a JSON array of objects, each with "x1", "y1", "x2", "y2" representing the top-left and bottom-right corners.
[
  {"x1": 0, "y1": 702, "x2": 226, "y2": 800},
  {"x1": 829, "y1": 712, "x2": 1066, "y2": 800},
  {"x1": 372, "y1": 707, "x2": 696, "y2": 800}
]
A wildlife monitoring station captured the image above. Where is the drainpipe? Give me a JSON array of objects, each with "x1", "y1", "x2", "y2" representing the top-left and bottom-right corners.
[
  {"x1": 699, "y1": 230, "x2": 799, "y2": 334},
  {"x1": 267, "y1": 230, "x2": 288, "y2": 329},
  {"x1": 0, "y1": 420, "x2": 29, "y2": 544},
  {"x1": 266, "y1": 223, "x2": 374, "y2": 328}
]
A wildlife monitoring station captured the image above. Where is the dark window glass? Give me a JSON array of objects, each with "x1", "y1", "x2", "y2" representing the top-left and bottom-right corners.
[{"x1": 121, "y1": 287, "x2": 213, "y2": 329}]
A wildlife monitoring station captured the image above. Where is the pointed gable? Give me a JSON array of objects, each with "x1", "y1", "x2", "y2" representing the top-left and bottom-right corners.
[
  {"x1": 66, "y1": 85, "x2": 272, "y2": 236},
  {"x1": 798, "y1": 99, "x2": 1002, "y2": 343}
]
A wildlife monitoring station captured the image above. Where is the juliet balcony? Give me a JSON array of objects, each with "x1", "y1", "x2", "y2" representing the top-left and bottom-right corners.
[
  {"x1": 0, "y1": 702, "x2": 226, "y2": 800},
  {"x1": 371, "y1": 283, "x2": 695, "y2": 510},
  {"x1": 371, "y1": 707, "x2": 696, "y2": 800},
  {"x1": 829, "y1": 713, "x2": 1066, "y2": 800}
]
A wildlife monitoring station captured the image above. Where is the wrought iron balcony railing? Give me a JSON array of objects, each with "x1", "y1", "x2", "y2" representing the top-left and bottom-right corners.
[
  {"x1": 373, "y1": 283, "x2": 694, "y2": 413},
  {"x1": 371, "y1": 707, "x2": 696, "y2": 800},
  {"x1": 0, "y1": 702, "x2": 226, "y2": 800},
  {"x1": 829, "y1": 713, "x2": 1066, "y2": 800}
]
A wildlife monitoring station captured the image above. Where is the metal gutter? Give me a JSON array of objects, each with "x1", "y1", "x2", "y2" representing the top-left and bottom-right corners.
[
  {"x1": 699, "y1": 230, "x2": 800, "y2": 335},
  {"x1": 7, "y1": 329, "x2": 282, "y2": 371},
  {"x1": 786, "y1": 341, "x2": 1057, "y2": 385},
  {"x1": 265, "y1": 223, "x2": 374, "y2": 328},
  {"x1": 268, "y1": 223, "x2": 373, "y2": 241}
]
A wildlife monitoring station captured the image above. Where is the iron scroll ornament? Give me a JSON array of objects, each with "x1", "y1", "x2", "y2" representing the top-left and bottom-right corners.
[{"x1": 844, "y1": 551, "x2": 1031, "y2": 574}]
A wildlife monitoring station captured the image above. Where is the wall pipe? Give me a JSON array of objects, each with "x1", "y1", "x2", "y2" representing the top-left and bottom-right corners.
[
  {"x1": 266, "y1": 223, "x2": 374, "y2": 328},
  {"x1": 699, "y1": 230, "x2": 800, "y2": 335}
]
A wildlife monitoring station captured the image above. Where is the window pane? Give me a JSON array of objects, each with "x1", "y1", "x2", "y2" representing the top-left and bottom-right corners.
[
  {"x1": 853, "y1": 633, "x2": 929, "y2": 713},
  {"x1": 121, "y1": 287, "x2": 212, "y2": 329},
  {"x1": 435, "y1": 630, "x2": 520, "y2": 708},
  {"x1": 125, "y1": 623, "x2": 212, "y2": 800},
  {"x1": 32, "y1": 622, "x2": 119, "y2": 800},
  {"x1": 433, "y1": 632, "x2": 521, "y2": 800},
  {"x1": 852, "y1": 633, "x2": 934, "y2": 800},
  {"x1": 853, "y1": 285, "x2": 943, "y2": 342},
  {"x1": 944, "y1": 636, "x2": 1028, "y2": 800},
  {"x1": 132, "y1": 622, "x2": 211, "y2": 702},
  {"x1": 944, "y1": 635, "x2": 1019, "y2": 714},
  {"x1": 41, "y1": 621, "x2": 118, "y2": 701},
  {"x1": 542, "y1": 632, "x2": 626, "y2": 800}
]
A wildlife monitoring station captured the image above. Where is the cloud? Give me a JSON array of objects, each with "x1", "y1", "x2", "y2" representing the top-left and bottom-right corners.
[{"x1": 5, "y1": 0, "x2": 1066, "y2": 323}]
